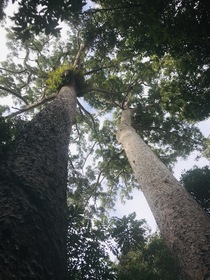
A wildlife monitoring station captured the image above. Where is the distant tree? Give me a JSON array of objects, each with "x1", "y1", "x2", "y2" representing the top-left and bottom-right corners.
[
  {"x1": 181, "y1": 166, "x2": 210, "y2": 215},
  {"x1": 67, "y1": 210, "x2": 180, "y2": 280},
  {"x1": 110, "y1": 213, "x2": 147, "y2": 256},
  {"x1": 110, "y1": 213, "x2": 180, "y2": 280},
  {"x1": 67, "y1": 204, "x2": 116, "y2": 280},
  {"x1": 117, "y1": 238, "x2": 180, "y2": 280}
]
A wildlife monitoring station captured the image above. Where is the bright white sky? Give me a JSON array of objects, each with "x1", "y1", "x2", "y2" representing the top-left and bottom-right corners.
[{"x1": 0, "y1": 1, "x2": 209, "y2": 232}]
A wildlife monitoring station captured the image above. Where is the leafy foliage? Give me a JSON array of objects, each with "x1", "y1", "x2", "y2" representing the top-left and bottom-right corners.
[
  {"x1": 67, "y1": 204, "x2": 116, "y2": 279},
  {"x1": 181, "y1": 166, "x2": 210, "y2": 215},
  {"x1": 7, "y1": 0, "x2": 86, "y2": 40},
  {"x1": 46, "y1": 64, "x2": 85, "y2": 96},
  {"x1": 117, "y1": 235, "x2": 180, "y2": 280},
  {"x1": 82, "y1": 0, "x2": 210, "y2": 121},
  {"x1": 2, "y1": 1, "x2": 210, "y2": 120},
  {"x1": 91, "y1": 0, "x2": 210, "y2": 59},
  {"x1": 110, "y1": 213, "x2": 147, "y2": 256},
  {"x1": 67, "y1": 207, "x2": 180, "y2": 280},
  {"x1": 150, "y1": 54, "x2": 210, "y2": 121}
]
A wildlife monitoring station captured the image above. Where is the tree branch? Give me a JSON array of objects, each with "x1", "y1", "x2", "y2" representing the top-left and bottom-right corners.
[
  {"x1": 77, "y1": 99, "x2": 97, "y2": 130},
  {"x1": 84, "y1": 4, "x2": 142, "y2": 15},
  {"x1": 0, "y1": 86, "x2": 29, "y2": 104},
  {"x1": 23, "y1": 49, "x2": 38, "y2": 74},
  {"x1": 88, "y1": 87, "x2": 123, "y2": 95},
  {"x1": 84, "y1": 65, "x2": 115, "y2": 76},
  {"x1": 0, "y1": 67, "x2": 27, "y2": 74},
  {"x1": 88, "y1": 87, "x2": 123, "y2": 108},
  {"x1": 139, "y1": 125, "x2": 203, "y2": 147},
  {"x1": 73, "y1": 44, "x2": 86, "y2": 69},
  {"x1": 6, "y1": 94, "x2": 57, "y2": 118},
  {"x1": 82, "y1": 141, "x2": 97, "y2": 170}
]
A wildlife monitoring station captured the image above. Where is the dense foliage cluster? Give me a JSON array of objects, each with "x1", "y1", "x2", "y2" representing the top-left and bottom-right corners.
[
  {"x1": 0, "y1": 0, "x2": 86, "y2": 39},
  {"x1": 181, "y1": 166, "x2": 210, "y2": 215},
  {"x1": 67, "y1": 208, "x2": 180, "y2": 279},
  {"x1": 46, "y1": 65, "x2": 85, "y2": 96}
]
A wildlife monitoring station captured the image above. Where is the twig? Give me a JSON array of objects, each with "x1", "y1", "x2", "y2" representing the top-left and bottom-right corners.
[
  {"x1": 84, "y1": 65, "x2": 115, "y2": 76},
  {"x1": 74, "y1": 121, "x2": 83, "y2": 142},
  {"x1": 73, "y1": 44, "x2": 86, "y2": 69},
  {"x1": 23, "y1": 49, "x2": 37, "y2": 74},
  {"x1": 77, "y1": 99, "x2": 96, "y2": 130},
  {"x1": 68, "y1": 155, "x2": 76, "y2": 172},
  {"x1": 82, "y1": 141, "x2": 97, "y2": 170},
  {"x1": 88, "y1": 87, "x2": 123, "y2": 96},
  {"x1": 88, "y1": 87, "x2": 123, "y2": 108}
]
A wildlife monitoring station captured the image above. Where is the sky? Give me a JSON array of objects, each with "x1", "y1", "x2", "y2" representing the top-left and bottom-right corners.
[{"x1": 0, "y1": 1, "x2": 210, "y2": 232}]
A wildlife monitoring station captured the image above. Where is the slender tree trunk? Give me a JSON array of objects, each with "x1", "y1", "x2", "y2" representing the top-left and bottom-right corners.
[
  {"x1": 117, "y1": 108, "x2": 210, "y2": 280},
  {"x1": 0, "y1": 85, "x2": 77, "y2": 280}
]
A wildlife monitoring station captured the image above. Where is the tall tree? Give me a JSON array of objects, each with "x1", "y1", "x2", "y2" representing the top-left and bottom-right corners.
[
  {"x1": 105, "y1": 213, "x2": 180, "y2": 279},
  {"x1": 116, "y1": 106, "x2": 210, "y2": 279},
  {"x1": 0, "y1": 43, "x2": 85, "y2": 278}
]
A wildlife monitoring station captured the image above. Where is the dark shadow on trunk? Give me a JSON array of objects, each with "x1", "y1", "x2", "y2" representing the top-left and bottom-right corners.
[{"x1": 0, "y1": 85, "x2": 77, "y2": 280}]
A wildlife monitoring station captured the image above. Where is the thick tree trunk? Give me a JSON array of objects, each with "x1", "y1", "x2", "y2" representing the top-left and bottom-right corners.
[
  {"x1": 117, "y1": 108, "x2": 210, "y2": 280},
  {"x1": 0, "y1": 85, "x2": 77, "y2": 280}
]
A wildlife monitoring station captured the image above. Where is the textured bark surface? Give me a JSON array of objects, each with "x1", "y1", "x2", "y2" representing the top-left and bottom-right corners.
[
  {"x1": 0, "y1": 85, "x2": 77, "y2": 280},
  {"x1": 117, "y1": 108, "x2": 210, "y2": 280}
]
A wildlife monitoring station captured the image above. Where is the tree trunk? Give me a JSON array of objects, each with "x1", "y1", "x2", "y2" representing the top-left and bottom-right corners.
[
  {"x1": 0, "y1": 85, "x2": 77, "y2": 280},
  {"x1": 117, "y1": 108, "x2": 210, "y2": 280}
]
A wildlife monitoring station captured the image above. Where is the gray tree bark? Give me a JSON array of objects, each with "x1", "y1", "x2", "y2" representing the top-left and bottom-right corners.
[
  {"x1": 0, "y1": 85, "x2": 77, "y2": 280},
  {"x1": 117, "y1": 108, "x2": 210, "y2": 280}
]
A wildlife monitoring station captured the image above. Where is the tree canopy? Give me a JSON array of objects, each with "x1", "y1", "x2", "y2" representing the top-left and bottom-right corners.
[
  {"x1": 2, "y1": 1, "x2": 210, "y2": 121},
  {"x1": 83, "y1": 0, "x2": 210, "y2": 121}
]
